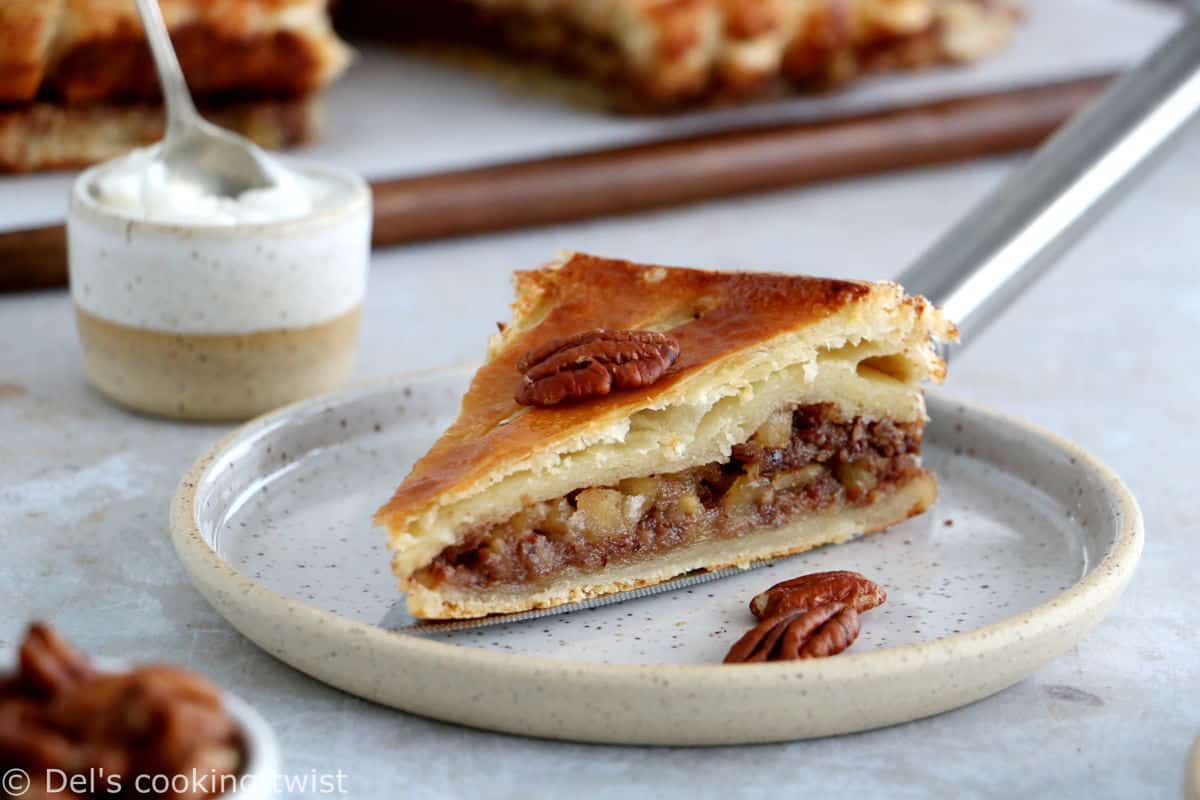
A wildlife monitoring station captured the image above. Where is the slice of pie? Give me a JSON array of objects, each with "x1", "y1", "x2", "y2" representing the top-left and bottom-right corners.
[{"x1": 375, "y1": 252, "x2": 955, "y2": 619}]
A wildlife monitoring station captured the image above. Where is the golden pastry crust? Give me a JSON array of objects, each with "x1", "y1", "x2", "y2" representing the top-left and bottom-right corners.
[
  {"x1": 0, "y1": 0, "x2": 348, "y2": 104},
  {"x1": 375, "y1": 252, "x2": 955, "y2": 617},
  {"x1": 0, "y1": 97, "x2": 317, "y2": 173},
  {"x1": 0, "y1": 0, "x2": 347, "y2": 171},
  {"x1": 0, "y1": 1, "x2": 61, "y2": 104}
]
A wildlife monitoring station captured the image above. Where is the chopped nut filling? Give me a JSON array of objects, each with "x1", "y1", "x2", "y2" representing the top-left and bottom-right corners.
[{"x1": 415, "y1": 404, "x2": 924, "y2": 591}]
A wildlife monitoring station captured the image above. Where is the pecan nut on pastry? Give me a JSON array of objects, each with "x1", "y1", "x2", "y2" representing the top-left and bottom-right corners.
[
  {"x1": 724, "y1": 571, "x2": 886, "y2": 663},
  {"x1": 0, "y1": 623, "x2": 242, "y2": 800},
  {"x1": 515, "y1": 328, "x2": 680, "y2": 407}
]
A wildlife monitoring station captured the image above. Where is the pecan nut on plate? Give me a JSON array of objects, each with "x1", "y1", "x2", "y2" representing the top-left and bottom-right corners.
[
  {"x1": 515, "y1": 328, "x2": 680, "y2": 407},
  {"x1": 724, "y1": 571, "x2": 887, "y2": 663},
  {"x1": 0, "y1": 623, "x2": 243, "y2": 800}
]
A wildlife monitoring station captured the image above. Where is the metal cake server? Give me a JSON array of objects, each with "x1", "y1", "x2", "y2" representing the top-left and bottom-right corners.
[
  {"x1": 898, "y1": 11, "x2": 1200, "y2": 347},
  {"x1": 402, "y1": 14, "x2": 1200, "y2": 633},
  {"x1": 132, "y1": 0, "x2": 280, "y2": 198}
]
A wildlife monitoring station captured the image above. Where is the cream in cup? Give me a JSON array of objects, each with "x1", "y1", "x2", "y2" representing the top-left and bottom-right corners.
[{"x1": 68, "y1": 149, "x2": 371, "y2": 421}]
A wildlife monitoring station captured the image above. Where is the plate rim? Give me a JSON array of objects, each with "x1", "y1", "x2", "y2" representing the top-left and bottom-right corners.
[{"x1": 169, "y1": 366, "x2": 1144, "y2": 687}]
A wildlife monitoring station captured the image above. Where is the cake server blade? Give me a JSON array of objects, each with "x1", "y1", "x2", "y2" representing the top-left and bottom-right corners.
[
  {"x1": 399, "y1": 14, "x2": 1200, "y2": 633},
  {"x1": 390, "y1": 564, "x2": 770, "y2": 633}
]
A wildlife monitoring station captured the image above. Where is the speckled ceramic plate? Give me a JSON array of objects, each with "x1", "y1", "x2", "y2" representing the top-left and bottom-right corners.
[{"x1": 170, "y1": 365, "x2": 1142, "y2": 745}]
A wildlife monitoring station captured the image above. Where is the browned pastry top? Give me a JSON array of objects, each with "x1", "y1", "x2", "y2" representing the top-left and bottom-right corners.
[
  {"x1": 376, "y1": 252, "x2": 884, "y2": 528},
  {"x1": 0, "y1": 0, "x2": 348, "y2": 106}
]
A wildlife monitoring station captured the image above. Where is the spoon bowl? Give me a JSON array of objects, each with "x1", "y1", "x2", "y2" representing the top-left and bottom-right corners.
[
  {"x1": 133, "y1": 0, "x2": 279, "y2": 199},
  {"x1": 156, "y1": 120, "x2": 285, "y2": 198}
]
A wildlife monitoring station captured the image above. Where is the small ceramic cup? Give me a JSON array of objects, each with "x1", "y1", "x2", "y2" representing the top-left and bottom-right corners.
[{"x1": 67, "y1": 160, "x2": 371, "y2": 422}]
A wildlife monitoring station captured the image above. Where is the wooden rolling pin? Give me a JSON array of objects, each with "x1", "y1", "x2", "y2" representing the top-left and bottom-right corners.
[{"x1": 0, "y1": 75, "x2": 1108, "y2": 294}]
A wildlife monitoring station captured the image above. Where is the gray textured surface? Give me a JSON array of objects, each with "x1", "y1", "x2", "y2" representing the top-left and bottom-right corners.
[{"x1": 3, "y1": 47, "x2": 1200, "y2": 800}]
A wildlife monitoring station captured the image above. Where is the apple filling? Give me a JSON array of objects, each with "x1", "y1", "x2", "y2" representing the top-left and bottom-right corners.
[{"x1": 413, "y1": 403, "x2": 924, "y2": 591}]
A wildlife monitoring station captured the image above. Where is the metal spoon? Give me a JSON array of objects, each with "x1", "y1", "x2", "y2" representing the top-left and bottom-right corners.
[{"x1": 132, "y1": 0, "x2": 280, "y2": 197}]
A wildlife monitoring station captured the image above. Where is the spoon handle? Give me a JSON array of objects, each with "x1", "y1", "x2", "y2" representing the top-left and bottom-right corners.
[
  {"x1": 897, "y1": 15, "x2": 1200, "y2": 349},
  {"x1": 132, "y1": 0, "x2": 201, "y2": 140}
]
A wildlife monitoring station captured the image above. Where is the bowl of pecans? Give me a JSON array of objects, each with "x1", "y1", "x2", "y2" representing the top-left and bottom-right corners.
[{"x1": 0, "y1": 624, "x2": 279, "y2": 800}]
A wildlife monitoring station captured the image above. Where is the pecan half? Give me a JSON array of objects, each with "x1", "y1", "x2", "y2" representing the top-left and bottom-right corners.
[
  {"x1": 724, "y1": 571, "x2": 885, "y2": 663},
  {"x1": 748, "y1": 570, "x2": 885, "y2": 619},
  {"x1": 515, "y1": 329, "x2": 680, "y2": 407}
]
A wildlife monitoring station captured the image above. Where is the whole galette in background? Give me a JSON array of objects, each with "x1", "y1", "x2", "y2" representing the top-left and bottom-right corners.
[{"x1": 335, "y1": 0, "x2": 1020, "y2": 110}]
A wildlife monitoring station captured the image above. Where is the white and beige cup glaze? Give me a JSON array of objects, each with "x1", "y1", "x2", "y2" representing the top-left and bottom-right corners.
[{"x1": 68, "y1": 161, "x2": 371, "y2": 422}]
